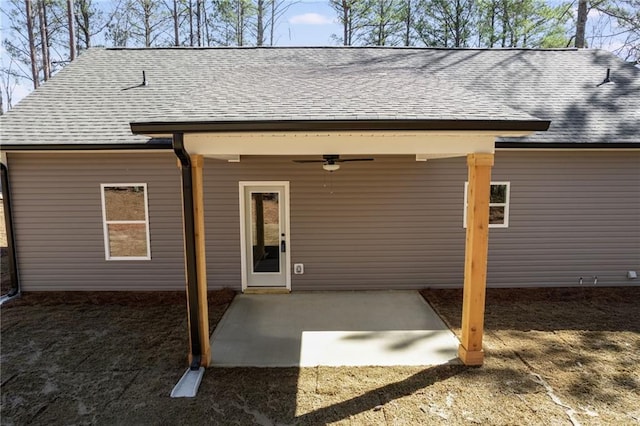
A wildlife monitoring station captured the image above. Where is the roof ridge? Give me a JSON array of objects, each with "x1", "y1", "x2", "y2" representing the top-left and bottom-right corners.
[{"x1": 103, "y1": 46, "x2": 581, "y2": 52}]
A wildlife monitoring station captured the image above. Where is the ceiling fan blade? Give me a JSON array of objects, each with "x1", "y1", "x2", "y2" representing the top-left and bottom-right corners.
[{"x1": 293, "y1": 155, "x2": 374, "y2": 164}]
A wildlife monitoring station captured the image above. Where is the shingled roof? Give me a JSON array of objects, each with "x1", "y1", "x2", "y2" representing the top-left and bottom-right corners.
[{"x1": 1, "y1": 47, "x2": 638, "y2": 147}]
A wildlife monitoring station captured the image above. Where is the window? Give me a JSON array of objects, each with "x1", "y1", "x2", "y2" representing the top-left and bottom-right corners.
[
  {"x1": 463, "y1": 182, "x2": 510, "y2": 228},
  {"x1": 101, "y1": 184, "x2": 151, "y2": 260}
]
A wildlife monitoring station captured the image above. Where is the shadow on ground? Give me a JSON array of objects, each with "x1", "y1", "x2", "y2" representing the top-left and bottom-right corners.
[{"x1": 2, "y1": 287, "x2": 639, "y2": 424}]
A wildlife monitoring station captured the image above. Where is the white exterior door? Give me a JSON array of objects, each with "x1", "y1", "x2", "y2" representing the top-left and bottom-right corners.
[{"x1": 240, "y1": 182, "x2": 290, "y2": 290}]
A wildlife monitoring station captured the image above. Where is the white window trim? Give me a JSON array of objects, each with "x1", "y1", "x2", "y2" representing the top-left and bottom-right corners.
[
  {"x1": 463, "y1": 181, "x2": 510, "y2": 229},
  {"x1": 100, "y1": 183, "x2": 151, "y2": 261}
]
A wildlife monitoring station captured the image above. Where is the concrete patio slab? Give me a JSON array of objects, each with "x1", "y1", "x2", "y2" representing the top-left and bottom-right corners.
[{"x1": 210, "y1": 291, "x2": 460, "y2": 367}]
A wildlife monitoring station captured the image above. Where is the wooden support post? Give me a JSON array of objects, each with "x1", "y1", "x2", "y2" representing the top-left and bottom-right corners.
[
  {"x1": 459, "y1": 153, "x2": 494, "y2": 366},
  {"x1": 190, "y1": 155, "x2": 210, "y2": 366}
]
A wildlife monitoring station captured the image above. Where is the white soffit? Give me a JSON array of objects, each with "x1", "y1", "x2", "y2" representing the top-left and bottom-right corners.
[
  {"x1": 183, "y1": 131, "x2": 530, "y2": 156},
  {"x1": 205, "y1": 154, "x2": 241, "y2": 162}
]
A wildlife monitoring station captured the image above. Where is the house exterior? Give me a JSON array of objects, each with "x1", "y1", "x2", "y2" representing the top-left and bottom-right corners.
[{"x1": 1, "y1": 47, "x2": 638, "y2": 367}]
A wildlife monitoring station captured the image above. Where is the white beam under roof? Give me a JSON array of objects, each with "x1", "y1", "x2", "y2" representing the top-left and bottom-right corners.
[
  {"x1": 184, "y1": 130, "x2": 534, "y2": 157},
  {"x1": 205, "y1": 154, "x2": 241, "y2": 162}
]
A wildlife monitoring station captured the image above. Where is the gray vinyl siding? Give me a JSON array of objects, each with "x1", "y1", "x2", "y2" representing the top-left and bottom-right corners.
[
  {"x1": 7, "y1": 151, "x2": 639, "y2": 292},
  {"x1": 204, "y1": 151, "x2": 640, "y2": 291},
  {"x1": 204, "y1": 155, "x2": 468, "y2": 290},
  {"x1": 488, "y1": 151, "x2": 640, "y2": 287},
  {"x1": 8, "y1": 153, "x2": 185, "y2": 291}
]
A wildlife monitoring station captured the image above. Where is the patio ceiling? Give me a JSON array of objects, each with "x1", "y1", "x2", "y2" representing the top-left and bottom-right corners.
[
  {"x1": 128, "y1": 122, "x2": 540, "y2": 371},
  {"x1": 184, "y1": 131, "x2": 512, "y2": 158}
]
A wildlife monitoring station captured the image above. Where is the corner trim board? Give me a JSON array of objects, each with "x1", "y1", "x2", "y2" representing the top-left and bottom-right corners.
[{"x1": 0, "y1": 161, "x2": 19, "y2": 298}]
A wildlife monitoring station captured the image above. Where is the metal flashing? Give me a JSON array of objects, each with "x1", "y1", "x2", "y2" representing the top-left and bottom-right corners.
[
  {"x1": 0, "y1": 141, "x2": 172, "y2": 151},
  {"x1": 495, "y1": 141, "x2": 639, "y2": 149},
  {"x1": 131, "y1": 119, "x2": 551, "y2": 135}
]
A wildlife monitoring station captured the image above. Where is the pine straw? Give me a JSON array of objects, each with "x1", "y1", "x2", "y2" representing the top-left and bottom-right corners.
[{"x1": 2, "y1": 288, "x2": 235, "y2": 308}]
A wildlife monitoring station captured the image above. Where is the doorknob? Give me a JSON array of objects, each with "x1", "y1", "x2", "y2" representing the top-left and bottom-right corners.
[{"x1": 281, "y1": 233, "x2": 286, "y2": 253}]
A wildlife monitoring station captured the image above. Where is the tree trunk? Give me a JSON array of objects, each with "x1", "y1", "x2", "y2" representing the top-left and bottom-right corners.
[
  {"x1": 25, "y1": 0, "x2": 40, "y2": 89},
  {"x1": 38, "y1": 0, "x2": 51, "y2": 81},
  {"x1": 489, "y1": 4, "x2": 496, "y2": 47},
  {"x1": 203, "y1": 2, "x2": 210, "y2": 46},
  {"x1": 144, "y1": 0, "x2": 151, "y2": 47},
  {"x1": 404, "y1": 0, "x2": 411, "y2": 46},
  {"x1": 237, "y1": 1, "x2": 244, "y2": 46},
  {"x1": 454, "y1": 0, "x2": 461, "y2": 47},
  {"x1": 196, "y1": 0, "x2": 202, "y2": 46},
  {"x1": 575, "y1": 0, "x2": 587, "y2": 48},
  {"x1": 67, "y1": 0, "x2": 76, "y2": 60},
  {"x1": 500, "y1": 0, "x2": 508, "y2": 47},
  {"x1": 257, "y1": 0, "x2": 264, "y2": 46},
  {"x1": 78, "y1": 0, "x2": 91, "y2": 49},
  {"x1": 189, "y1": 0, "x2": 194, "y2": 46},
  {"x1": 343, "y1": 0, "x2": 349, "y2": 46},
  {"x1": 377, "y1": 1, "x2": 383, "y2": 46},
  {"x1": 173, "y1": 0, "x2": 180, "y2": 46},
  {"x1": 270, "y1": 0, "x2": 275, "y2": 45}
]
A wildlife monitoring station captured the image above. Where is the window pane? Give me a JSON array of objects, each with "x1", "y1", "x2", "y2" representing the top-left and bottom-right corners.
[
  {"x1": 489, "y1": 206, "x2": 505, "y2": 225},
  {"x1": 104, "y1": 186, "x2": 146, "y2": 221},
  {"x1": 108, "y1": 223, "x2": 148, "y2": 257},
  {"x1": 251, "y1": 192, "x2": 280, "y2": 273},
  {"x1": 490, "y1": 185, "x2": 507, "y2": 204}
]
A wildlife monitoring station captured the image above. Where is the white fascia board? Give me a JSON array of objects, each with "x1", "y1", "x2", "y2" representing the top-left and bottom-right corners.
[{"x1": 184, "y1": 131, "x2": 510, "y2": 156}]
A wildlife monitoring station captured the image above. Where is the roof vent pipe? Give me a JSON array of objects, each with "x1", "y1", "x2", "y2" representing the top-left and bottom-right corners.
[
  {"x1": 142, "y1": 70, "x2": 148, "y2": 86},
  {"x1": 597, "y1": 68, "x2": 612, "y2": 87}
]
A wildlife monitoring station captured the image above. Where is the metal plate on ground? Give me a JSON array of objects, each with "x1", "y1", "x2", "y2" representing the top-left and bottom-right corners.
[{"x1": 170, "y1": 367, "x2": 205, "y2": 398}]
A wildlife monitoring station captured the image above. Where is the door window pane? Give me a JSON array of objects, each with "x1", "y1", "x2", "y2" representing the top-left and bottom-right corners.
[{"x1": 251, "y1": 192, "x2": 280, "y2": 273}]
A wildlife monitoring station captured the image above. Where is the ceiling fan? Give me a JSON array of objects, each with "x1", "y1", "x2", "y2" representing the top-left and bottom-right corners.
[{"x1": 292, "y1": 154, "x2": 374, "y2": 172}]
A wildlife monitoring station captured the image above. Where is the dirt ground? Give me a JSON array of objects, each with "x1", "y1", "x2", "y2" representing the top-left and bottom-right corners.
[
  {"x1": 1, "y1": 287, "x2": 639, "y2": 425},
  {"x1": 0, "y1": 203, "x2": 10, "y2": 295}
]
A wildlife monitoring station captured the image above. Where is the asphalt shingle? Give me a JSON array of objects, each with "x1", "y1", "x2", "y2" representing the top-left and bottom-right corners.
[{"x1": 1, "y1": 47, "x2": 638, "y2": 146}]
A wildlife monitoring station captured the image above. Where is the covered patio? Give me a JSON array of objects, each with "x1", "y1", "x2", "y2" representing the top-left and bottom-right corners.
[
  {"x1": 130, "y1": 119, "x2": 548, "y2": 371},
  {"x1": 210, "y1": 291, "x2": 459, "y2": 367}
]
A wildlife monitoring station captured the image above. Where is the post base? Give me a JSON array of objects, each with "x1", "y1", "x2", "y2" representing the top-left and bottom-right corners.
[
  {"x1": 187, "y1": 352, "x2": 210, "y2": 368},
  {"x1": 458, "y1": 344, "x2": 484, "y2": 366}
]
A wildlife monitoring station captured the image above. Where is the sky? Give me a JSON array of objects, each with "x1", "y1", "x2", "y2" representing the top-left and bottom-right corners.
[{"x1": 274, "y1": 0, "x2": 343, "y2": 45}]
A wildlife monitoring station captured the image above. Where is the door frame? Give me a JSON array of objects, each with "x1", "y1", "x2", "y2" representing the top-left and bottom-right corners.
[{"x1": 238, "y1": 181, "x2": 291, "y2": 292}]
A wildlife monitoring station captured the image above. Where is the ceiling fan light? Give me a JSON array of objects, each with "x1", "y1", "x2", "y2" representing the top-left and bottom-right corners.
[{"x1": 322, "y1": 163, "x2": 340, "y2": 172}]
